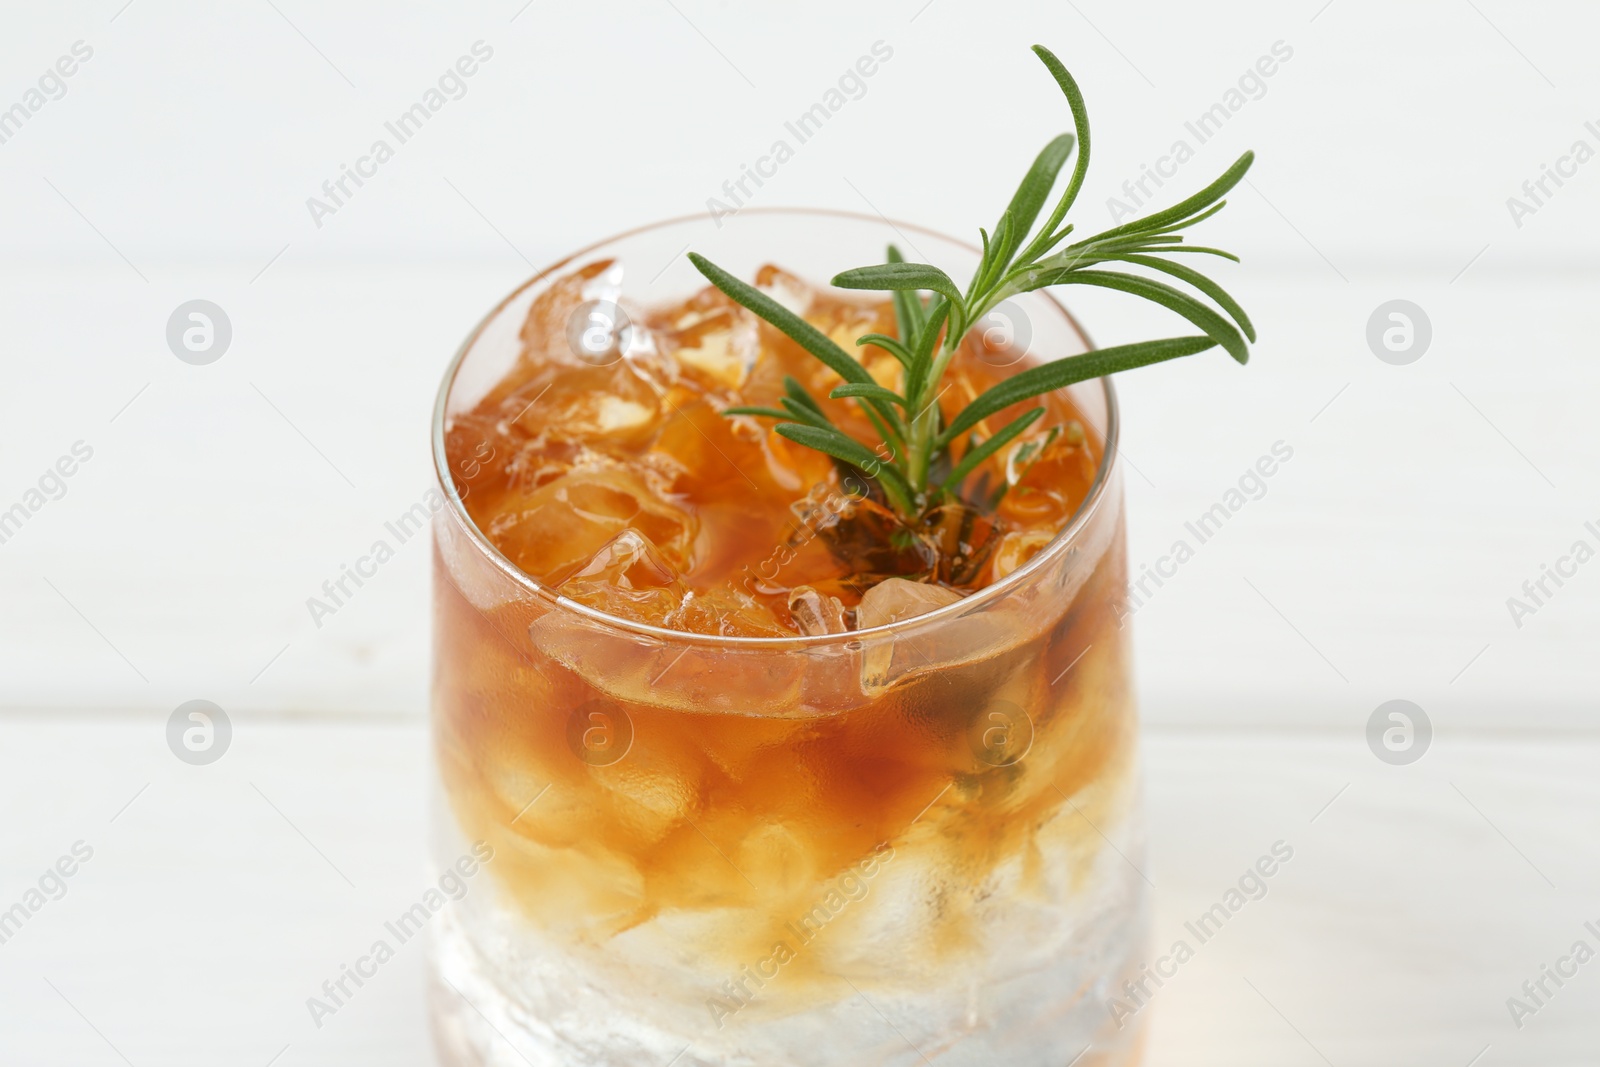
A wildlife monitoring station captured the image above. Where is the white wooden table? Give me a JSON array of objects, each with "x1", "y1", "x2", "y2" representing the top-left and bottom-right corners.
[{"x1": 2, "y1": 716, "x2": 1592, "y2": 1066}]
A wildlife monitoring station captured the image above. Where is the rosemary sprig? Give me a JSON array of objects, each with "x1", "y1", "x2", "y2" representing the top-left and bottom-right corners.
[{"x1": 689, "y1": 43, "x2": 1257, "y2": 521}]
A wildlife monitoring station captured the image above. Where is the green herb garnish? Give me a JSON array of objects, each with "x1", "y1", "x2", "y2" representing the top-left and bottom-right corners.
[{"x1": 692, "y1": 43, "x2": 1256, "y2": 520}]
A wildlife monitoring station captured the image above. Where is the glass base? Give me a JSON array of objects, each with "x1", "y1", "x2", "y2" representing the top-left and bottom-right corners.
[{"x1": 428, "y1": 878, "x2": 1149, "y2": 1067}]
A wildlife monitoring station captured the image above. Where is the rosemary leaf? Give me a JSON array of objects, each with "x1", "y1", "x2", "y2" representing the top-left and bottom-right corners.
[
  {"x1": 940, "y1": 407, "x2": 1046, "y2": 494},
  {"x1": 939, "y1": 335, "x2": 1218, "y2": 446},
  {"x1": 701, "y1": 44, "x2": 1257, "y2": 521},
  {"x1": 1021, "y1": 269, "x2": 1249, "y2": 364},
  {"x1": 723, "y1": 406, "x2": 791, "y2": 420},
  {"x1": 832, "y1": 262, "x2": 966, "y2": 309},
  {"x1": 857, "y1": 332, "x2": 915, "y2": 369},
  {"x1": 1105, "y1": 253, "x2": 1257, "y2": 342},
  {"x1": 775, "y1": 423, "x2": 913, "y2": 513},
  {"x1": 830, "y1": 382, "x2": 909, "y2": 408},
  {"x1": 689, "y1": 252, "x2": 874, "y2": 388}
]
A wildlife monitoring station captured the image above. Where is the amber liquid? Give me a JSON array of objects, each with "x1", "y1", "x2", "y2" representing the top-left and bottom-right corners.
[
  {"x1": 443, "y1": 261, "x2": 1100, "y2": 632},
  {"x1": 434, "y1": 260, "x2": 1140, "y2": 1057}
]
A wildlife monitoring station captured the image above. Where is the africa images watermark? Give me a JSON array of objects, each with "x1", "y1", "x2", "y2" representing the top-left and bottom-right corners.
[
  {"x1": 0, "y1": 841, "x2": 95, "y2": 948},
  {"x1": 306, "y1": 841, "x2": 494, "y2": 1028},
  {"x1": 1505, "y1": 919, "x2": 1600, "y2": 1030},
  {"x1": 737, "y1": 476, "x2": 875, "y2": 598},
  {"x1": 0, "y1": 440, "x2": 95, "y2": 548},
  {"x1": 1107, "y1": 840, "x2": 1295, "y2": 1029},
  {"x1": 706, "y1": 842, "x2": 895, "y2": 1030},
  {"x1": 1504, "y1": 517, "x2": 1600, "y2": 629},
  {"x1": 1116, "y1": 440, "x2": 1294, "y2": 626},
  {"x1": 706, "y1": 40, "x2": 895, "y2": 227},
  {"x1": 306, "y1": 41, "x2": 494, "y2": 229},
  {"x1": 0, "y1": 40, "x2": 94, "y2": 147},
  {"x1": 1106, "y1": 40, "x2": 1294, "y2": 223},
  {"x1": 1506, "y1": 119, "x2": 1600, "y2": 229},
  {"x1": 305, "y1": 485, "x2": 447, "y2": 628}
]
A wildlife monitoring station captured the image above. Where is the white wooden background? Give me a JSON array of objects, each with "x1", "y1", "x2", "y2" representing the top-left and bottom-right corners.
[{"x1": 0, "y1": 1, "x2": 1596, "y2": 1063}]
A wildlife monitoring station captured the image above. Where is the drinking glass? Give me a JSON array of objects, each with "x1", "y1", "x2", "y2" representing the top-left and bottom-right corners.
[{"x1": 429, "y1": 209, "x2": 1148, "y2": 1066}]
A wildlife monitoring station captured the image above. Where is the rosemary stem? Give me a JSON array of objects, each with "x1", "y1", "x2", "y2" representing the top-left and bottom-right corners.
[
  {"x1": 907, "y1": 335, "x2": 963, "y2": 496},
  {"x1": 693, "y1": 45, "x2": 1256, "y2": 521}
]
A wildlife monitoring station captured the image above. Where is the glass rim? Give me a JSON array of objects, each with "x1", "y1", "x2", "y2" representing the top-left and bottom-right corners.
[{"x1": 430, "y1": 206, "x2": 1121, "y2": 649}]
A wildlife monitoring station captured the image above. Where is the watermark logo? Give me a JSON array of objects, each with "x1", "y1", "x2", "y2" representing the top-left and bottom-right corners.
[
  {"x1": 167, "y1": 700, "x2": 231, "y2": 765},
  {"x1": 566, "y1": 698, "x2": 634, "y2": 767},
  {"x1": 1506, "y1": 120, "x2": 1600, "y2": 229},
  {"x1": 166, "y1": 300, "x2": 232, "y2": 365},
  {"x1": 1365, "y1": 300, "x2": 1430, "y2": 365},
  {"x1": 971, "y1": 300, "x2": 1033, "y2": 368},
  {"x1": 1366, "y1": 699, "x2": 1430, "y2": 766},
  {"x1": 1106, "y1": 40, "x2": 1294, "y2": 223},
  {"x1": 0, "y1": 40, "x2": 94, "y2": 148},
  {"x1": 1117, "y1": 441, "x2": 1294, "y2": 626},
  {"x1": 706, "y1": 41, "x2": 894, "y2": 227},
  {"x1": 0, "y1": 440, "x2": 94, "y2": 548},
  {"x1": 306, "y1": 842, "x2": 494, "y2": 1028},
  {"x1": 306, "y1": 41, "x2": 494, "y2": 229},
  {"x1": 707, "y1": 842, "x2": 894, "y2": 1029},
  {"x1": 1506, "y1": 921, "x2": 1600, "y2": 1030},
  {"x1": 0, "y1": 840, "x2": 94, "y2": 948},
  {"x1": 969, "y1": 699, "x2": 1034, "y2": 767},
  {"x1": 565, "y1": 299, "x2": 633, "y2": 367},
  {"x1": 306, "y1": 486, "x2": 447, "y2": 628},
  {"x1": 1505, "y1": 519, "x2": 1600, "y2": 629},
  {"x1": 1108, "y1": 840, "x2": 1295, "y2": 1028}
]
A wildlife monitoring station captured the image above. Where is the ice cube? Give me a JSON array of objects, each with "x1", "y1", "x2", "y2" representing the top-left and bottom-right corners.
[
  {"x1": 991, "y1": 529, "x2": 1056, "y2": 581},
  {"x1": 485, "y1": 467, "x2": 696, "y2": 585},
  {"x1": 500, "y1": 439, "x2": 626, "y2": 498},
  {"x1": 854, "y1": 578, "x2": 965, "y2": 630},
  {"x1": 787, "y1": 585, "x2": 848, "y2": 636},
  {"x1": 518, "y1": 258, "x2": 614, "y2": 370},
  {"x1": 560, "y1": 533, "x2": 792, "y2": 636},
  {"x1": 591, "y1": 764, "x2": 695, "y2": 843},
  {"x1": 507, "y1": 361, "x2": 662, "y2": 448},
  {"x1": 997, "y1": 425, "x2": 1097, "y2": 527},
  {"x1": 679, "y1": 586, "x2": 791, "y2": 638},
  {"x1": 649, "y1": 397, "x2": 773, "y2": 494},
  {"x1": 654, "y1": 287, "x2": 760, "y2": 390},
  {"x1": 442, "y1": 408, "x2": 527, "y2": 514},
  {"x1": 570, "y1": 529, "x2": 675, "y2": 587},
  {"x1": 756, "y1": 263, "x2": 891, "y2": 361},
  {"x1": 751, "y1": 263, "x2": 897, "y2": 396},
  {"x1": 558, "y1": 530, "x2": 694, "y2": 628},
  {"x1": 854, "y1": 579, "x2": 1049, "y2": 695},
  {"x1": 670, "y1": 319, "x2": 754, "y2": 389},
  {"x1": 753, "y1": 263, "x2": 817, "y2": 316}
]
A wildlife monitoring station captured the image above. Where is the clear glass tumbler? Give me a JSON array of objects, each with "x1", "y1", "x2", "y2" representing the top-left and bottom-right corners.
[{"x1": 428, "y1": 210, "x2": 1148, "y2": 1066}]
